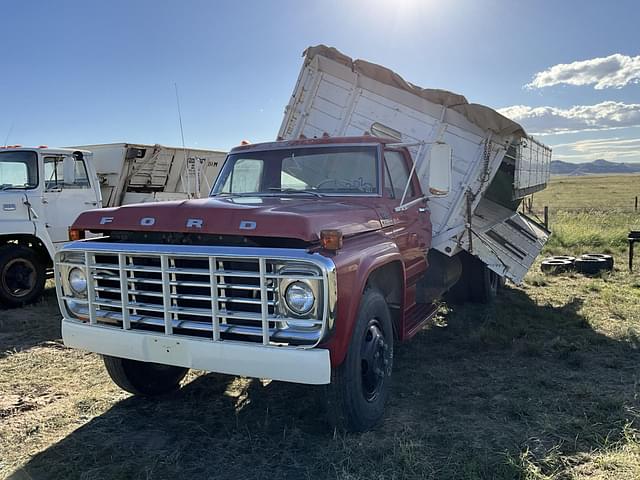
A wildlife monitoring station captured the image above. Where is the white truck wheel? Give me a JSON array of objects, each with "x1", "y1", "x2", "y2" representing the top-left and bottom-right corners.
[{"x1": 0, "y1": 245, "x2": 46, "y2": 307}]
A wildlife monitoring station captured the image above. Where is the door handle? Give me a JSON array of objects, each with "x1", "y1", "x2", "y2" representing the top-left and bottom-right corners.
[
  {"x1": 84, "y1": 201, "x2": 98, "y2": 206},
  {"x1": 418, "y1": 207, "x2": 428, "y2": 213}
]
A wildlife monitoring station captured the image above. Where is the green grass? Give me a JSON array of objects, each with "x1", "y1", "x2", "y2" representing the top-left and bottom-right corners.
[
  {"x1": 534, "y1": 174, "x2": 640, "y2": 255},
  {"x1": 1, "y1": 174, "x2": 640, "y2": 479},
  {"x1": 545, "y1": 211, "x2": 639, "y2": 254},
  {"x1": 534, "y1": 173, "x2": 640, "y2": 211}
]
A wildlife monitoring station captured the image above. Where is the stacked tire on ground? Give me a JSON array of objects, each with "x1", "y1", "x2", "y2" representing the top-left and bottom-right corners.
[
  {"x1": 540, "y1": 256, "x2": 575, "y2": 274},
  {"x1": 541, "y1": 254, "x2": 614, "y2": 275}
]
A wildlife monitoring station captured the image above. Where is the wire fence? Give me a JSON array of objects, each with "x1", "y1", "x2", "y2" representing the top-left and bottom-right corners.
[
  {"x1": 518, "y1": 196, "x2": 640, "y2": 271},
  {"x1": 519, "y1": 196, "x2": 640, "y2": 230},
  {"x1": 523, "y1": 196, "x2": 640, "y2": 214}
]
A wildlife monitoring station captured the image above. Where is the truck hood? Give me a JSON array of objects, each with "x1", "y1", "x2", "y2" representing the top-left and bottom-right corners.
[{"x1": 73, "y1": 196, "x2": 383, "y2": 242}]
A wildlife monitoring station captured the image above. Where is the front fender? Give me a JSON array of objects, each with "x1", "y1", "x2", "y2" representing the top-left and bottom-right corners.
[
  {"x1": 0, "y1": 220, "x2": 56, "y2": 261},
  {"x1": 321, "y1": 231, "x2": 404, "y2": 366}
]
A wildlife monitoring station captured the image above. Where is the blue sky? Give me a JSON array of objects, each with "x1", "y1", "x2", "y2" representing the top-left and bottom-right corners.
[{"x1": 2, "y1": 0, "x2": 639, "y2": 163}]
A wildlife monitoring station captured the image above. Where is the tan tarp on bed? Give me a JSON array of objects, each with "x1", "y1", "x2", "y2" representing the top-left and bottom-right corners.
[{"x1": 303, "y1": 45, "x2": 527, "y2": 138}]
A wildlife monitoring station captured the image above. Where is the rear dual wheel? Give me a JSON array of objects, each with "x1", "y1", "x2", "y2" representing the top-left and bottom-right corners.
[
  {"x1": 470, "y1": 264, "x2": 500, "y2": 303},
  {"x1": 448, "y1": 253, "x2": 502, "y2": 304}
]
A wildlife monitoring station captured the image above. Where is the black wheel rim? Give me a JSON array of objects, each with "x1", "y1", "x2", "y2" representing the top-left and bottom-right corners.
[
  {"x1": 360, "y1": 319, "x2": 390, "y2": 402},
  {"x1": 1, "y1": 258, "x2": 37, "y2": 298}
]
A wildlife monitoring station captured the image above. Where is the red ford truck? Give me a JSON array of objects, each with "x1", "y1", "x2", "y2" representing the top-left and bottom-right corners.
[{"x1": 55, "y1": 46, "x2": 551, "y2": 431}]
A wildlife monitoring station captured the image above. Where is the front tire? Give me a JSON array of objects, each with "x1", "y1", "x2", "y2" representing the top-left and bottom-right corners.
[
  {"x1": 103, "y1": 356, "x2": 188, "y2": 396},
  {"x1": 0, "y1": 245, "x2": 46, "y2": 307},
  {"x1": 326, "y1": 288, "x2": 394, "y2": 432}
]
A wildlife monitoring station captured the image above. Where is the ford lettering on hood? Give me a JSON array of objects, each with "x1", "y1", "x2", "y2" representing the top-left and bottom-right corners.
[{"x1": 73, "y1": 196, "x2": 384, "y2": 242}]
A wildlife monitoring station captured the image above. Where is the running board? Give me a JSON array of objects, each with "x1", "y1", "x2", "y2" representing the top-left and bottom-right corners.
[{"x1": 459, "y1": 198, "x2": 550, "y2": 284}]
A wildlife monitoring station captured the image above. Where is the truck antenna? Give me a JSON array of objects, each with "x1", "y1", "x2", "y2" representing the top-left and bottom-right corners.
[
  {"x1": 174, "y1": 83, "x2": 186, "y2": 151},
  {"x1": 3, "y1": 122, "x2": 14, "y2": 148},
  {"x1": 174, "y1": 83, "x2": 193, "y2": 197}
]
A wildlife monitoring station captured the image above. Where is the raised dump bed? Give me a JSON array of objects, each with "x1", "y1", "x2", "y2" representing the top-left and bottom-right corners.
[{"x1": 279, "y1": 45, "x2": 552, "y2": 283}]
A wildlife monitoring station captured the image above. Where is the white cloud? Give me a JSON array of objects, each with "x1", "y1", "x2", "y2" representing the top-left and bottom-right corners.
[
  {"x1": 549, "y1": 137, "x2": 640, "y2": 163},
  {"x1": 526, "y1": 53, "x2": 640, "y2": 89},
  {"x1": 498, "y1": 101, "x2": 640, "y2": 135}
]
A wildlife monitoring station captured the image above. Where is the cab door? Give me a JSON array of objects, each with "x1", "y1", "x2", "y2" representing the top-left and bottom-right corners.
[
  {"x1": 41, "y1": 155, "x2": 99, "y2": 244},
  {"x1": 380, "y1": 149, "x2": 431, "y2": 282}
]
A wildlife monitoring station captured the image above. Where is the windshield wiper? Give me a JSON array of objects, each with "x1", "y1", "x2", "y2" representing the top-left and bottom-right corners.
[
  {"x1": 267, "y1": 188, "x2": 323, "y2": 197},
  {"x1": 0, "y1": 184, "x2": 31, "y2": 191},
  {"x1": 213, "y1": 192, "x2": 258, "y2": 197},
  {"x1": 213, "y1": 189, "x2": 324, "y2": 198}
]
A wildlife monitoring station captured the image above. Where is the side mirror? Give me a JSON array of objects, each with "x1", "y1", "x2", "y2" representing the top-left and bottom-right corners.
[
  {"x1": 62, "y1": 156, "x2": 76, "y2": 186},
  {"x1": 426, "y1": 143, "x2": 452, "y2": 196}
]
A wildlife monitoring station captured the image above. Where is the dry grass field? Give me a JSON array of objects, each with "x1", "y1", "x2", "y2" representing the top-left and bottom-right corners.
[{"x1": 1, "y1": 174, "x2": 640, "y2": 479}]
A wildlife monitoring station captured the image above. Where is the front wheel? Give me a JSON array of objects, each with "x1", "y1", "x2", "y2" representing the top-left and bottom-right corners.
[
  {"x1": 326, "y1": 288, "x2": 394, "y2": 432},
  {"x1": 0, "y1": 245, "x2": 46, "y2": 307},
  {"x1": 103, "y1": 356, "x2": 189, "y2": 396}
]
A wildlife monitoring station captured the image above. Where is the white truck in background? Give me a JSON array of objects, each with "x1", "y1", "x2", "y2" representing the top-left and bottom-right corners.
[{"x1": 0, "y1": 143, "x2": 225, "y2": 306}]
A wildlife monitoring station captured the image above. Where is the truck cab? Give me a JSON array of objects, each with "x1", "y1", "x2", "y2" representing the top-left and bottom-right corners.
[
  {"x1": 0, "y1": 144, "x2": 226, "y2": 307},
  {"x1": 54, "y1": 44, "x2": 552, "y2": 431},
  {"x1": 55, "y1": 136, "x2": 455, "y2": 431},
  {"x1": 0, "y1": 146, "x2": 100, "y2": 306}
]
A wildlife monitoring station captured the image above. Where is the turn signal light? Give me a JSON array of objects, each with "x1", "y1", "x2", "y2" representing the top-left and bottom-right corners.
[
  {"x1": 68, "y1": 227, "x2": 86, "y2": 241},
  {"x1": 320, "y1": 229, "x2": 343, "y2": 251}
]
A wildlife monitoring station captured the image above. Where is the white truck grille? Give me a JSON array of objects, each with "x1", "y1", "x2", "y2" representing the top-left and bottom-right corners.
[{"x1": 56, "y1": 242, "x2": 336, "y2": 347}]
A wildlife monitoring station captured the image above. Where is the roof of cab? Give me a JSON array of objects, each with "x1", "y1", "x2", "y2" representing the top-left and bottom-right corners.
[
  {"x1": 229, "y1": 135, "x2": 395, "y2": 154},
  {"x1": 0, "y1": 146, "x2": 92, "y2": 155}
]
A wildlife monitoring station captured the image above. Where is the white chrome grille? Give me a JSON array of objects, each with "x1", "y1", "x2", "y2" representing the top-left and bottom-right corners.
[{"x1": 56, "y1": 243, "x2": 336, "y2": 347}]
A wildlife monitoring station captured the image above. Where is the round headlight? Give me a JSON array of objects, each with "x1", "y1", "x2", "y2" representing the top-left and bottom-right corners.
[
  {"x1": 284, "y1": 281, "x2": 315, "y2": 315},
  {"x1": 68, "y1": 267, "x2": 87, "y2": 296}
]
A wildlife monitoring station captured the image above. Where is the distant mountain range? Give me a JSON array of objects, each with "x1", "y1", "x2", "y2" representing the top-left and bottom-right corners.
[{"x1": 550, "y1": 159, "x2": 640, "y2": 176}]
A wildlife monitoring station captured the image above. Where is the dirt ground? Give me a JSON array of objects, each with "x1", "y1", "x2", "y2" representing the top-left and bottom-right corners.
[{"x1": 1, "y1": 256, "x2": 640, "y2": 480}]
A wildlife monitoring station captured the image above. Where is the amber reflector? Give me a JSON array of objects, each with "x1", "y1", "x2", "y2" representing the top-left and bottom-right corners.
[
  {"x1": 68, "y1": 228, "x2": 86, "y2": 241},
  {"x1": 320, "y1": 230, "x2": 343, "y2": 250}
]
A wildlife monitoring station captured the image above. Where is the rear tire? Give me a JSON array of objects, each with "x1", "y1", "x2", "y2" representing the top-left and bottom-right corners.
[
  {"x1": 470, "y1": 265, "x2": 499, "y2": 303},
  {"x1": 326, "y1": 288, "x2": 394, "y2": 432},
  {"x1": 0, "y1": 245, "x2": 46, "y2": 307},
  {"x1": 103, "y1": 356, "x2": 188, "y2": 396},
  {"x1": 446, "y1": 253, "x2": 501, "y2": 304}
]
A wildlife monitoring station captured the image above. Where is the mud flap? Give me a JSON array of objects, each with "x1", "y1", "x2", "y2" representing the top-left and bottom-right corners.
[{"x1": 459, "y1": 198, "x2": 550, "y2": 284}]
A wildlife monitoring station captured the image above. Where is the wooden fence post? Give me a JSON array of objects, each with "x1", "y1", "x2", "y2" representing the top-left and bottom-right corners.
[
  {"x1": 544, "y1": 206, "x2": 549, "y2": 230},
  {"x1": 635, "y1": 196, "x2": 638, "y2": 212}
]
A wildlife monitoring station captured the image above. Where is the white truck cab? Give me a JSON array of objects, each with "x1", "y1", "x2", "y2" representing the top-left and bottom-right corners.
[
  {"x1": 0, "y1": 147, "x2": 99, "y2": 305},
  {"x1": 0, "y1": 144, "x2": 226, "y2": 306}
]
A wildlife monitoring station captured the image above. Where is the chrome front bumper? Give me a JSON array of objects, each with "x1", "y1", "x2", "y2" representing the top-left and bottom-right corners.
[{"x1": 63, "y1": 319, "x2": 331, "y2": 384}]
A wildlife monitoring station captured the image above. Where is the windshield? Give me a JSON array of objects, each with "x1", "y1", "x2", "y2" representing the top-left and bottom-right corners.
[
  {"x1": 0, "y1": 151, "x2": 38, "y2": 190},
  {"x1": 212, "y1": 146, "x2": 379, "y2": 196}
]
